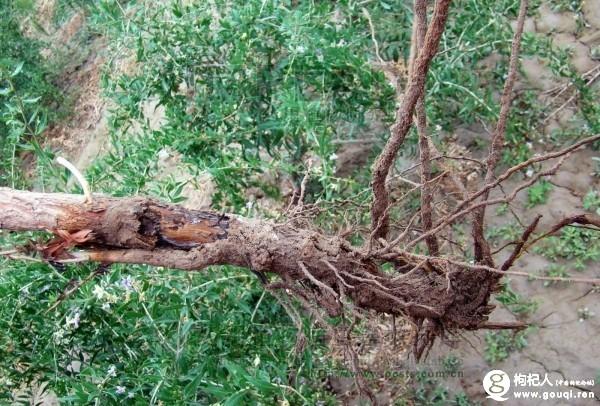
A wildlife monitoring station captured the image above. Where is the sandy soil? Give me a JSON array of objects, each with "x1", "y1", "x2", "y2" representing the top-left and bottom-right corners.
[{"x1": 429, "y1": 3, "x2": 600, "y2": 404}]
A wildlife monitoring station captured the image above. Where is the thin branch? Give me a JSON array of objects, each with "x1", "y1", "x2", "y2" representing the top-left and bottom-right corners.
[
  {"x1": 298, "y1": 261, "x2": 339, "y2": 300},
  {"x1": 421, "y1": 255, "x2": 600, "y2": 285},
  {"x1": 398, "y1": 154, "x2": 484, "y2": 176},
  {"x1": 405, "y1": 157, "x2": 566, "y2": 251},
  {"x1": 407, "y1": 134, "x2": 600, "y2": 249},
  {"x1": 413, "y1": 0, "x2": 440, "y2": 255},
  {"x1": 362, "y1": 8, "x2": 383, "y2": 64},
  {"x1": 46, "y1": 264, "x2": 111, "y2": 313},
  {"x1": 478, "y1": 321, "x2": 528, "y2": 330},
  {"x1": 370, "y1": 0, "x2": 452, "y2": 239},
  {"x1": 500, "y1": 214, "x2": 541, "y2": 271},
  {"x1": 471, "y1": 0, "x2": 529, "y2": 266},
  {"x1": 521, "y1": 214, "x2": 600, "y2": 253},
  {"x1": 543, "y1": 67, "x2": 600, "y2": 123}
]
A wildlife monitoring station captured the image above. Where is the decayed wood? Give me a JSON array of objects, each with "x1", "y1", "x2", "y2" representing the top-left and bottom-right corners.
[
  {"x1": 0, "y1": 187, "x2": 495, "y2": 327},
  {"x1": 0, "y1": 187, "x2": 368, "y2": 287},
  {"x1": 0, "y1": 188, "x2": 228, "y2": 250}
]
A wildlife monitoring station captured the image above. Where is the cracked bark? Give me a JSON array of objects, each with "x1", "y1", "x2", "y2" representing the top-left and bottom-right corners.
[{"x1": 0, "y1": 187, "x2": 500, "y2": 332}]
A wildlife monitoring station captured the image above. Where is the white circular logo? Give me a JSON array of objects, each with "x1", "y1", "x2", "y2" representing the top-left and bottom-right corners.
[{"x1": 483, "y1": 369, "x2": 510, "y2": 402}]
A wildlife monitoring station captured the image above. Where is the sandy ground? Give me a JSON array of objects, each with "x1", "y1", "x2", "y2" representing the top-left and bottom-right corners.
[{"x1": 328, "y1": 2, "x2": 600, "y2": 404}]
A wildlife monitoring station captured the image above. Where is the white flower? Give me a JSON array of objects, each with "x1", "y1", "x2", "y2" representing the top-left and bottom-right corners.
[
  {"x1": 526, "y1": 168, "x2": 534, "y2": 178},
  {"x1": 128, "y1": 392, "x2": 135, "y2": 399},
  {"x1": 66, "y1": 311, "x2": 81, "y2": 329},
  {"x1": 526, "y1": 142, "x2": 533, "y2": 149},
  {"x1": 53, "y1": 329, "x2": 65, "y2": 344},
  {"x1": 115, "y1": 386, "x2": 126, "y2": 395},
  {"x1": 120, "y1": 276, "x2": 135, "y2": 291},
  {"x1": 93, "y1": 285, "x2": 107, "y2": 300},
  {"x1": 245, "y1": 200, "x2": 254, "y2": 210},
  {"x1": 329, "y1": 153, "x2": 338, "y2": 161},
  {"x1": 102, "y1": 302, "x2": 111, "y2": 311},
  {"x1": 435, "y1": 124, "x2": 442, "y2": 132},
  {"x1": 295, "y1": 45, "x2": 306, "y2": 54},
  {"x1": 157, "y1": 149, "x2": 170, "y2": 161},
  {"x1": 107, "y1": 365, "x2": 117, "y2": 378}
]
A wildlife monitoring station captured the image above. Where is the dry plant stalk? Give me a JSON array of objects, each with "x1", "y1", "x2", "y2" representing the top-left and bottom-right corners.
[
  {"x1": 471, "y1": 0, "x2": 529, "y2": 266},
  {"x1": 371, "y1": 0, "x2": 452, "y2": 240}
]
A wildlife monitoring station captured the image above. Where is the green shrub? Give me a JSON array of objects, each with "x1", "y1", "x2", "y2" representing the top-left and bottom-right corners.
[
  {"x1": 95, "y1": 0, "x2": 396, "y2": 208},
  {"x1": 0, "y1": 0, "x2": 59, "y2": 187}
]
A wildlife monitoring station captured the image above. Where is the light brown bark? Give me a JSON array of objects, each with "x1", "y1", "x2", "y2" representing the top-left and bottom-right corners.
[
  {"x1": 370, "y1": 0, "x2": 452, "y2": 240},
  {"x1": 0, "y1": 187, "x2": 497, "y2": 330}
]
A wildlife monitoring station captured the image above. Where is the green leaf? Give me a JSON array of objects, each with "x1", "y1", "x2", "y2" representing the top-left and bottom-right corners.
[
  {"x1": 11, "y1": 61, "x2": 24, "y2": 77},
  {"x1": 23, "y1": 96, "x2": 41, "y2": 104},
  {"x1": 223, "y1": 389, "x2": 249, "y2": 406}
]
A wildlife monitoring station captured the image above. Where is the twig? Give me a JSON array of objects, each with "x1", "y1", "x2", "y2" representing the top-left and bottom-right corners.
[
  {"x1": 362, "y1": 8, "x2": 383, "y2": 64},
  {"x1": 340, "y1": 269, "x2": 391, "y2": 292},
  {"x1": 413, "y1": 0, "x2": 439, "y2": 255},
  {"x1": 431, "y1": 256, "x2": 600, "y2": 285},
  {"x1": 398, "y1": 154, "x2": 484, "y2": 176},
  {"x1": 521, "y1": 213, "x2": 600, "y2": 253},
  {"x1": 500, "y1": 214, "x2": 542, "y2": 271},
  {"x1": 296, "y1": 160, "x2": 312, "y2": 209},
  {"x1": 471, "y1": 0, "x2": 529, "y2": 266},
  {"x1": 543, "y1": 68, "x2": 600, "y2": 123},
  {"x1": 407, "y1": 134, "x2": 600, "y2": 249},
  {"x1": 478, "y1": 321, "x2": 527, "y2": 330},
  {"x1": 46, "y1": 263, "x2": 111, "y2": 313},
  {"x1": 380, "y1": 211, "x2": 421, "y2": 254},
  {"x1": 298, "y1": 261, "x2": 339, "y2": 299},
  {"x1": 56, "y1": 157, "x2": 92, "y2": 204},
  {"x1": 322, "y1": 260, "x2": 353, "y2": 289},
  {"x1": 370, "y1": 0, "x2": 452, "y2": 239},
  {"x1": 391, "y1": 258, "x2": 428, "y2": 282}
]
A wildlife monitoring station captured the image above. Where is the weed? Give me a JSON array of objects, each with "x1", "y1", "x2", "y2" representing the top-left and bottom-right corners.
[
  {"x1": 551, "y1": 0, "x2": 583, "y2": 13},
  {"x1": 543, "y1": 264, "x2": 571, "y2": 286},
  {"x1": 486, "y1": 222, "x2": 521, "y2": 242},
  {"x1": 495, "y1": 203, "x2": 509, "y2": 216},
  {"x1": 591, "y1": 157, "x2": 600, "y2": 178},
  {"x1": 577, "y1": 307, "x2": 594, "y2": 322},
  {"x1": 0, "y1": 0, "x2": 61, "y2": 188},
  {"x1": 526, "y1": 179, "x2": 553, "y2": 208},
  {"x1": 583, "y1": 189, "x2": 600, "y2": 215},
  {"x1": 538, "y1": 227, "x2": 600, "y2": 270},
  {"x1": 400, "y1": 369, "x2": 476, "y2": 406},
  {"x1": 496, "y1": 279, "x2": 539, "y2": 316},
  {"x1": 484, "y1": 329, "x2": 529, "y2": 364}
]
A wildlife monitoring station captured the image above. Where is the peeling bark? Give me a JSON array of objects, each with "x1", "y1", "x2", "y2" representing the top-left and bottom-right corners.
[{"x1": 0, "y1": 187, "x2": 499, "y2": 333}]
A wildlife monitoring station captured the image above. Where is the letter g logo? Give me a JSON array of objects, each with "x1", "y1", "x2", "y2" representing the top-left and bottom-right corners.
[{"x1": 483, "y1": 369, "x2": 510, "y2": 401}]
